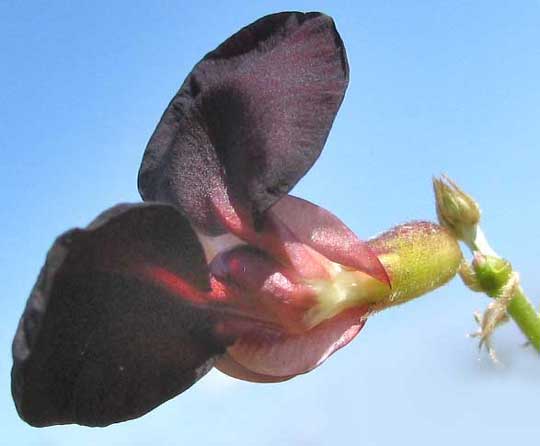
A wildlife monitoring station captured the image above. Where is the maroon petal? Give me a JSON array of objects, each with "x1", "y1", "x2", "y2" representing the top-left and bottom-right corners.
[
  {"x1": 138, "y1": 12, "x2": 349, "y2": 234},
  {"x1": 12, "y1": 203, "x2": 226, "y2": 427},
  {"x1": 269, "y1": 196, "x2": 390, "y2": 285}
]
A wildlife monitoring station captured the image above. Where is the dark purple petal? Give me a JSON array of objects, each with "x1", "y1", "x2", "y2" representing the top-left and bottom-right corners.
[
  {"x1": 138, "y1": 12, "x2": 349, "y2": 234},
  {"x1": 12, "y1": 203, "x2": 226, "y2": 427}
]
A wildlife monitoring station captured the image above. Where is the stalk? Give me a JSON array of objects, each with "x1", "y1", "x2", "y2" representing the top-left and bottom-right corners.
[
  {"x1": 507, "y1": 288, "x2": 540, "y2": 351},
  {"x1": 433, "y1": 175, "x2": 540, "y2": 354}
]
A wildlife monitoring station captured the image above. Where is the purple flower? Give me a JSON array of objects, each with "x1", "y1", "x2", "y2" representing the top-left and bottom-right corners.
[{"x1": 12, "y1": 12, "x2": 390, "y2": 427}]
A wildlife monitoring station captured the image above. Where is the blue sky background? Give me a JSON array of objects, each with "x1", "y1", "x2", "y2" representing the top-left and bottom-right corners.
[{"x1": 1, "y1": 1, "x2": 539, "y2": 445}]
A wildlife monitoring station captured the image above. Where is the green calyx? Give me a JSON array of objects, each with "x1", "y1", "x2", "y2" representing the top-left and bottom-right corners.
[
  {"x1": 368, "y1": 221, "x2": 462, "y2": 309},
  {"x1": 304, "y1": 221, "x2": 462, "y2": 327}
]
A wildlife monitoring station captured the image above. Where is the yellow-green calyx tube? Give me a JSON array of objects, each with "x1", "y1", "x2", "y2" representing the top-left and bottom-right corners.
[
  {"x1": 305, "y1": 221, "x2": 462, "y2": 327},
  {"x1": 368, "y1": 221, "x2": 462, "y2": 309}
]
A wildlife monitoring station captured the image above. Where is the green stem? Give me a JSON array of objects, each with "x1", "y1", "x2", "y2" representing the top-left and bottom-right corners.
[
  {"x1": 433, "y1": 175, "x2": 540, "y2": 354},
  {"x1": 467, "y1": 225, "x2": 540, "y2": 352},
  {"x1": 507, "y1": 287, "x2": 540, "y2": 352}
]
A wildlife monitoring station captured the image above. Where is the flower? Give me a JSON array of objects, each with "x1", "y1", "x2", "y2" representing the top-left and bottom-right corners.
[{"x1": 12, "y1": 12, "x2": 461, "y2": 428}]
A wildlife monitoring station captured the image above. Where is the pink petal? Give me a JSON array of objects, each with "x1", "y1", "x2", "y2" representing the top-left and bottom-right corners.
[
  {"x1": 222, "y1": 306, "x2": 368, "y2": 378},
  {"x1": 215, "y1": 353, "x2": 295, "y2": 383},
  {"x1": 209, "y1": 245, "x2": 317, "y2": 332},
  {"x1": 269, "y1": 195, "x2": 390, "y2": 285}
]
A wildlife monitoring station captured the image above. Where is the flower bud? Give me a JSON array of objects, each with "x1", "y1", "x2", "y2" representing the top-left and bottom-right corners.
[{"x1": 433, "y1": 175, "x2": 481, "y2": 243}]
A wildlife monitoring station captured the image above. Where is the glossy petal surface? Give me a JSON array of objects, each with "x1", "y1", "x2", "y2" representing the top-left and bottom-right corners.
[
  {"x1": 12, "y1": 203, "x2": 225, "y2": 427},
  {"x1": 210, "y1": 245, "x2": 317, "y2": 332},
  {"x1": 138, "y1": 11, "x2": 349, "y2": 234},
  {"x1": 215, "y1": 353, "x2": 295, "y2": 383},
  {"x1": 270, "y1": 196, "x2": 390, "y2": 284},
  {"x1": 223, "y1": 306, "x2": 367, "y2": 378}
]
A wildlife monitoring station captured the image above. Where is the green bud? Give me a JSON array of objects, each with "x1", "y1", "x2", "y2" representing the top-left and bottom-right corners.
[
  {"x1": 367, "y1": 221, "x2": 463, "y2": 308},
  {"x1": 433, "y1": 175, "x2": 481, "y2": 244},
  {"x1": 472, "y1": 253, "x2": 512, "y2": 297}
]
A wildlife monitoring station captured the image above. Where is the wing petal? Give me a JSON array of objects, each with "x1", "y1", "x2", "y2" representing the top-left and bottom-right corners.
[{"x1": 12, "y1": 203, "x2": 225, "y2": 427}]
